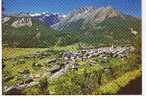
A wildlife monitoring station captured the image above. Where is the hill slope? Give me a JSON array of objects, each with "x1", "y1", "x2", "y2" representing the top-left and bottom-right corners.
[{"x1": 2, "y1": 16, "x2": 62, "y2": 47}]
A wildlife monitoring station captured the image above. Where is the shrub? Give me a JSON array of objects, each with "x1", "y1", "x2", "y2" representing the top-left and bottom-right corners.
[
  {"x1": 51, "y1": 65, "x2": 103, "y2": 95},
  {"x1": 39, "y1": 77, "x2": 49, "y2": 94}
]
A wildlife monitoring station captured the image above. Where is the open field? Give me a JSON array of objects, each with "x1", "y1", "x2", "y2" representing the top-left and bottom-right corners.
[{"x1": 2, "y1": 48, "x2": 48, "y2": 59}]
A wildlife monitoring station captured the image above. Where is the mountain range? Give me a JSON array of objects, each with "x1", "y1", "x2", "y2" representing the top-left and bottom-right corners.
[
  {"x1": 30, "y1": 12, "x2": 66, "y2": 26},
  {"x1": 2, "y1": 6, "x2": 141, "y2": 47},
  {"x1": 52, "y1": 6, "x2": 141, "y2": 46}
]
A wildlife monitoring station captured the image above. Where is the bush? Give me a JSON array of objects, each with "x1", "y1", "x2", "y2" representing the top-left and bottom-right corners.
[
  {"x1": 39, "y1": 77, "x2": 49, "y2": 94},
  {"x1": 22, "y1": 86, "x2": 41, "y2": 95},
  {"x1": 51, "y1": 65, "x2": 103, "y2": 95}
]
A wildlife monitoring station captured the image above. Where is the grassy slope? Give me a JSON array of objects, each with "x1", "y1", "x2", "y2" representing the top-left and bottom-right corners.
[
  {"x1": 92, "y1": 68, "x2": 141, "y2": 95},
  {"x1": 57, "y1": 16, "x2": 141, "y2": 46}
]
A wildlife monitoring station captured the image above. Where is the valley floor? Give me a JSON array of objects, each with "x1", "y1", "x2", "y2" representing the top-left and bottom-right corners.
[{"x1": 2, "y1": 46, "x2": 142, "y2": 95}]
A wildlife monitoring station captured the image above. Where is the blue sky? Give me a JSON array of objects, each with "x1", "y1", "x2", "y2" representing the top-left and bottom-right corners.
[{"x1": 3, "y1": 0, "x2": 141, "y2": 16}]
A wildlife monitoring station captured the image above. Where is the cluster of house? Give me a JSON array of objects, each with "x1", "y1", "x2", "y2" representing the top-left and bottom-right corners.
[
  {"x1": 61, "y1": 46, "x2": 134, "y2": 66},
  {"x1": 48, "y1": 46, "x2": 135, "y2": 79},
  {"x1": 63, "y1": 46, "x2": 135, "y2": 61},
  {"x1": 32, "y1": 46, "x2": 135, "y2": 80}
]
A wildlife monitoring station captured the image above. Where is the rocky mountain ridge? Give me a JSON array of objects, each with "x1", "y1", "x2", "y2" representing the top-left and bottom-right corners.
[{"x1": 52, "y1": 6, "x2": 124, "y2": 30}]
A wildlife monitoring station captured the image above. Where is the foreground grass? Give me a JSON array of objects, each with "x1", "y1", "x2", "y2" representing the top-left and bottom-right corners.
[{"x1": 92, "y1": 68, "x2": 141, "y2": 95}]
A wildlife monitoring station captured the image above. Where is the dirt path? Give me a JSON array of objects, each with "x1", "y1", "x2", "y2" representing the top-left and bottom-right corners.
[{"x1": 117, "y1": 76, "x2": 142, "y2": 95}]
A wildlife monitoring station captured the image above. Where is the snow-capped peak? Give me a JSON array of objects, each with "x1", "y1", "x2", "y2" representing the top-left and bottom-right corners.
[
  {"x1": 29, "y1": 12, "x2": 66, "y2": 18},
  {"x1": 62, "y1": 15, "x2": 67, "y2": 18},
  {"x1": 29, "y1": 13, "x2": 41, "y2": 17}
]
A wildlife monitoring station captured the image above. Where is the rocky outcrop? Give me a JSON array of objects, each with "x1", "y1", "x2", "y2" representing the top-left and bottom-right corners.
[
  {"x1": 11, "y1": 17, "x2": 32, "y2": 28},
  {"x1": 130, "y1": 28, "x2": 138, "y2": 35},
  {"x1": 2, "y1": 17, "x2": 10, "y2": 23}
]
